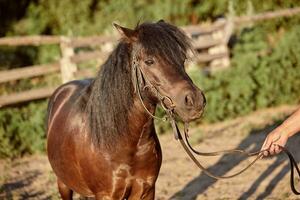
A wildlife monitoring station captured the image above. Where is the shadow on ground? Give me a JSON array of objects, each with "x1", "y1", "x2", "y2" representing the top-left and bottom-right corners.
[
  {"x1": 1, "y1": 118, "x2": 299, "y2": 200},
  {"x1": 171, "y1": 122, "x2": 300, "y2": 200},
  {"x1": 0, "y1": 170, "x2": 48, "y2": 199}
]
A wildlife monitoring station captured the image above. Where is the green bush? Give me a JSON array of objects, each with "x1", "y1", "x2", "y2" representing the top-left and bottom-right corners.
[
  {"x1": 190, "y1": 24, "x2": 300, "y2": 123},
  {"x1": 0, "y1": 101, "x2": 47, "y2": 158},
  {"x1": 7, "y1": 0, "x2": 300, "y2": 36}
]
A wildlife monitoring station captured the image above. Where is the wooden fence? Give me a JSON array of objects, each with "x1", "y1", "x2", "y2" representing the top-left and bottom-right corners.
[
  {"x1": 1, "y1": 7, "x2": 300, "y2": 107},
  {"x1": 0, "y1": 35, "x2": 115, "y2": 107}
]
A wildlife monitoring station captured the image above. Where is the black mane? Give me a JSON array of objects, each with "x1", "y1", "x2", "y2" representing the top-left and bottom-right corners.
[
  {"x1": 138, "y1": 21, "x2": 193, "y2": 70},
  {"x1": 86, "y1": 21, "x2": 193, "y2": 147}
]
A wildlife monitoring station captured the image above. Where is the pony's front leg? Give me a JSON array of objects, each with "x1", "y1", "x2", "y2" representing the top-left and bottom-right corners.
[
  {"x1": 128, "y1": 181, "x2": 155, "y2": 200},
  {"x1": 57, "y1": 178, "x2": 73, "y2": 200},
  {"x1": 141, "y1": 188, "x2": 155, "y2": 200},
  {"x1": 95, "y1": 194, "x2": 113, "y2": 200}
]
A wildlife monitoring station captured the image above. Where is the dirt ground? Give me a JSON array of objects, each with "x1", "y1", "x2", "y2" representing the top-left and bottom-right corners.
[{"x1": 1, "y1": 105, "x2": 300, "y2": 200}]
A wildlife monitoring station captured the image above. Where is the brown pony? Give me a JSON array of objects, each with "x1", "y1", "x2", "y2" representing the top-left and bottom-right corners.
[{"x1": 46, "y1": 20, "x2": 205, "y2": 200}]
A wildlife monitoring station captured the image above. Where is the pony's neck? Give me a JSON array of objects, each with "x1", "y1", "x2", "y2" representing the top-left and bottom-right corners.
[{"x1": 127, "y1": 95, "x2": 157, "y2": 141}]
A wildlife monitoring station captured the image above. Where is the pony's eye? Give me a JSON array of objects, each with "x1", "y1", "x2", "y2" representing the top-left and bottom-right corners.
[{"x1": 144, "y1": 59, "x2": 154, "y2": 66}]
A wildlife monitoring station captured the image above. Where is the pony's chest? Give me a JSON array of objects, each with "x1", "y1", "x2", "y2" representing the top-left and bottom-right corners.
[
  {"x1": 110, "y1": 137, "x2": 161, "y2": 183},
  {"x1": 134, "y1": 133, "x2": 162, "y2": 163}
]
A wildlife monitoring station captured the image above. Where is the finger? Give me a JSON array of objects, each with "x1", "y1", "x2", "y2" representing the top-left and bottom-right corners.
[
  {"x1": 261, "y1": 144, "x2": 271, "y2": 157},
  {"x1": 261, "y1": 141, "x2": 269, "y2": 153},
  {"x1": 263, "y1": 148, "x2": 269, "y2": 157},
  {"x1": 269, "y1": 144, "x2": 276, "y2": 156},
  {"x1": 274, "y1": 144, "x2": 282, "y2": 154},
  {"x1": 261, "y1": 140, "x2": 272, "y2": 157},
  {"x1": 261, "y1": 138, "x2": 268, "y2": 151},
  {"x1": 259, "y1": 147, "x2": 268, "y2": 157}
]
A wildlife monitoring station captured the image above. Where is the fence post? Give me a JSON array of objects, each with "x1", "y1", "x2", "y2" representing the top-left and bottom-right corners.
[
  {"x1": 221, "y1": 17, "x2": 234, "y2": 68},
  {"x1": 209, "y1": 18, "x2": 233, "y2": 70},
  {"x1": 59, "y1": 36, "x2": 77, "y2": 83}
]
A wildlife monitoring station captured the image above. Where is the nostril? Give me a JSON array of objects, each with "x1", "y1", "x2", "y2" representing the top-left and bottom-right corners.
[
  {"x1": 185, "y1": 94, "x2": 194, "y2": 107},
  {"x1": 202, "y1": 93, "x2": 206, "y2": 107}
]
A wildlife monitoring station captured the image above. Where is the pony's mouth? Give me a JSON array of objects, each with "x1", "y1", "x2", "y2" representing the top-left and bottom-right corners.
[{"x1": 174, "y1": 108, "x2": 204, "y2": 123}]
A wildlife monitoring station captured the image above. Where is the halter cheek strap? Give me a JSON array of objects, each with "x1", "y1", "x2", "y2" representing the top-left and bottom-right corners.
[
  {"x1": 131, "y1": 46, "x2": 175, "y2": 122},
  {"x1": 131, "y1": 49, "x2": 143, "y2": 94}
]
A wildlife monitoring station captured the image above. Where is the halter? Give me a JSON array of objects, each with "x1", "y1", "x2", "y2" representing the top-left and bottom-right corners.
[
  {"x1": 131, "y1": 46, "x2": 300, "y2": 194},
  {"x1": 131, "y1": 46, "x2": 175, "y2": 121}
]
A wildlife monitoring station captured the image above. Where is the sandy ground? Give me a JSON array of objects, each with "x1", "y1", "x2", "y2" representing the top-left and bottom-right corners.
[{"x1": 1, "y1": 105, "x2": 300, "y2": 200}]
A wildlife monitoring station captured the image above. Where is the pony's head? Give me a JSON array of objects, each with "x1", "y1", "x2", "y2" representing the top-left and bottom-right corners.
[{"x1": 113, "y1": 20, "x2": 206, "y2": 122}]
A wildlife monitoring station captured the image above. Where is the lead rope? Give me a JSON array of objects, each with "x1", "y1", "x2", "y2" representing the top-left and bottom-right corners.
[
  {"x1": 168, "y1": 114, "x2": 263, "y2": 179},
  {"x1": 171, "y1": 117, "x2": 300, "y2": 193},
  {"x1": 132, "y1": 49, "x2": 300, "y2": 194},
  {"x1": 283, "y1": 146, "x2": 300, "y2": 195}
]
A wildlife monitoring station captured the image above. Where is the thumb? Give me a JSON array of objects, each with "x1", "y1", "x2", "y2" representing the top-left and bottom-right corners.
[{"x1": 261, "y1": 138, "x2": 272, "y2": 157}]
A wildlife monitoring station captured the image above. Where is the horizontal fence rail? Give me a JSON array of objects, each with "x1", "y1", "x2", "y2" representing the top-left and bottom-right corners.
[
  {"x1": 0, "y1": 87, "x2": 56, "y2": 107},
  {"x1": 0, "y1": 35, "x2": 115, "y2": 47},
  {"x1": 1, "y1": 7, "x2": 300, "y2": 107},
  {"x1": 0, "y1": 63, "x2": 60, "y2": 83},
  {"x1": 71, "y1": 51, "x2": 109, "y2": 63},
  {"x1": 234, "y1": 7, "x2": 300, "y2": 24}
]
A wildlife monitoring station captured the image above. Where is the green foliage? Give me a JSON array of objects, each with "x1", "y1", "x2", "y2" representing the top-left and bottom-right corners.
[
  {"x1": 0, "y1": 101, "x2": 47, "y2": 158},
  {"x1": 190, "y1": 24, "x2": 300, "y2": 123},
  {"x1": 7, "y1": 0, "x2": 300, "y2": 36},
  {"x1": 0, "y1": 46, "x2": 38, "y2": 70},
  {"x1": 11, "y1": 0, "x2": 197, "y2": 36}
]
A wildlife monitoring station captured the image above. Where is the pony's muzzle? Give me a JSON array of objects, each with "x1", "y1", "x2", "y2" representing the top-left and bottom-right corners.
[
  {"x1": 184, "y1": 90, "x2": 206, "y2": 109},
  {"x1": 175, "y1": 88, "x2": 206, "y2": 122}
]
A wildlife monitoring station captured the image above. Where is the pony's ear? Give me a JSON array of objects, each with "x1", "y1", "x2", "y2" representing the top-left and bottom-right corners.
[
  {"x1": 113, "y1": 23, "x2": 137, "y2": 42},
  {"x1": 157, "y1": 19, "x2": 165, "y2": 23}
]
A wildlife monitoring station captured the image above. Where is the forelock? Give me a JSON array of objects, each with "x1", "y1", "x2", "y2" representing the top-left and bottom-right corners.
[{"x1": 135, "y1": 22, "x2": 193, "y2": 67}]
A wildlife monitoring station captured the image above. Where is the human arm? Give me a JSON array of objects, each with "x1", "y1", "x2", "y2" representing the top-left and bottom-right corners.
[{"x1": 261, "y1": 107, "x2": 300, "y2": 156}]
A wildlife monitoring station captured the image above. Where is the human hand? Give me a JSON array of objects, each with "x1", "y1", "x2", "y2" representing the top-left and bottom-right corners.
[{"x1": 260, "y1": 128, "x2": 289, "y2": 157}]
